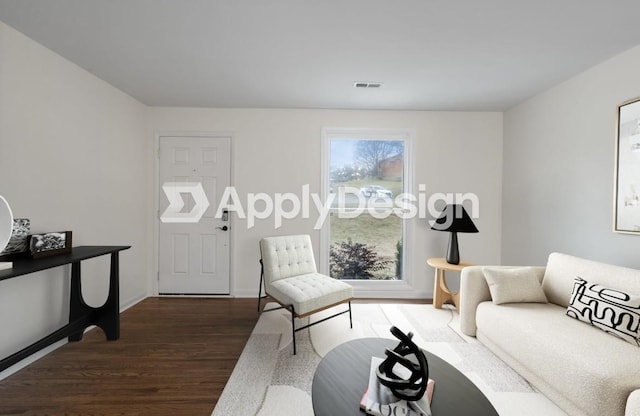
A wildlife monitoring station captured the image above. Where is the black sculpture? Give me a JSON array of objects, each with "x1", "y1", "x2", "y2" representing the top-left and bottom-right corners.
[{"x1": 376, "y1": 326, "x2": 429, "y2": 401}]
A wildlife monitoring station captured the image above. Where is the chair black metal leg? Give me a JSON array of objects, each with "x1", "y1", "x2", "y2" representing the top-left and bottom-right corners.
[
  {"x1": 290, "y1": 308, "x2": 297, "y2": 355},
  {"x1": 348, "y1": 301, "x2": 353, "y2": 329},
  {"x1": 257, "y1": 260, "x2": 264, "y2": 312}
]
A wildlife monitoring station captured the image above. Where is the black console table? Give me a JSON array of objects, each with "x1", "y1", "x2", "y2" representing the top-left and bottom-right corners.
[{"x1": 0, "y1": 245, "x2": 130, "y2": 372}]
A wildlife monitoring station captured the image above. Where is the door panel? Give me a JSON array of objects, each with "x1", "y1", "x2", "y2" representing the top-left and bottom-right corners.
[{"x1": 158, "y1": 136, "x2": 231, "y2": 294}]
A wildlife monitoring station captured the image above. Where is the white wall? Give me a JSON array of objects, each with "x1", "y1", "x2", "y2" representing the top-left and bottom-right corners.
[
  {"x1": 503, "y1": 45, "x2": 640, "y2": 268},
  {"x1": 148, "y1": 108, "x2": 504, "y2": 297},
  {"x1": 0, "y1": 17, "x2": 503, "y2": 376},
  {"x1": 0, "y1": 22, "x2": 150, "y2": 372}
]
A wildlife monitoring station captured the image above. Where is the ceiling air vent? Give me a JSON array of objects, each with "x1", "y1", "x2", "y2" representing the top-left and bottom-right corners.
[{"x1": 354, "y1": 82, "x2": 382, "y2": 88}]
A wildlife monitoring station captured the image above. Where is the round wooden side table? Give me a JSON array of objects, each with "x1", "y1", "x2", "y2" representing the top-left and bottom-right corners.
[{"x1": 427, "y1": 257, "x2": 474, "y2": 312}]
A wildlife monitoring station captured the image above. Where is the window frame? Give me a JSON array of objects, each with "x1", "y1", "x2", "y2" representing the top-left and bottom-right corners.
[{"x1": 320, "y1": 127, "x2": 416, "y2": 297}]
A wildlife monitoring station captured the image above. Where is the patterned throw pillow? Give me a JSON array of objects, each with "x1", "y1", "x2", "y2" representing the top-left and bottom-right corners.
[{"x1": 566, "y1": 277, "x2": 640, "y2": 346}]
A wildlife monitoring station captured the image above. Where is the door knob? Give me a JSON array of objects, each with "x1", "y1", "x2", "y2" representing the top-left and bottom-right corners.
[{"x1": 217, "y1": 226, "x2": 229, "y2": 231}]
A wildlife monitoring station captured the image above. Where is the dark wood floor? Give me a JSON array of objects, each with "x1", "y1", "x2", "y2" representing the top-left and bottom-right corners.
[
  {"x1": 0, "y1": 297, "x2": 259, "y2": 416},
  {"x1": 0, "y1": 297, "x2": 431, "y2": 415}
]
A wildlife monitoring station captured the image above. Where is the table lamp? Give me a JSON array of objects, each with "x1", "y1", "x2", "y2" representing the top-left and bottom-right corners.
[
  {"x1": 431, "y1": 204, "x2": 478, "y2": 265},
  {"x1": 0, "y1": 195, "x2": 14, "y2": 270}
]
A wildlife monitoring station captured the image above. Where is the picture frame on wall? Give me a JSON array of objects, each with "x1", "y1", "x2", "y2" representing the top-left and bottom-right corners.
[{"x1": 614, "y1": 97, "x2": 640, "y2": 234}]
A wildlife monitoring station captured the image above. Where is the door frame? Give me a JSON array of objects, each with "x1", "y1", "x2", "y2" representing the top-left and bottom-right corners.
[{"x1": 153, "y1": 131, "x2": 234, "y2": 296}]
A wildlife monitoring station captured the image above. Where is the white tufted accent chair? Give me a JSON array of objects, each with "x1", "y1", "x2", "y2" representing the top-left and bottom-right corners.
[{"x1": 258, "y1": 234, "x2": 353, "y2": 354}]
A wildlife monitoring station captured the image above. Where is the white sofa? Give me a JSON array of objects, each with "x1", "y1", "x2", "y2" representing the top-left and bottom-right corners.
[{"x1": 459, "y1": 253, "x2": 640, "y2": 416}]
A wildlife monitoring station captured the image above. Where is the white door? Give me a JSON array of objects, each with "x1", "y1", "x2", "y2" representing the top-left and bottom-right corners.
[{"x1": 158, "y1": 135, "x2": 231, "y2": 294}]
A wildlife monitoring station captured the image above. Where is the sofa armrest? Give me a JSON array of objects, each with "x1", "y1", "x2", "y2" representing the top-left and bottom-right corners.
[
  {"x1": 626, "y1": 390, "x2": 640, "y2": 416},
  {"x1": 459, "y1": 266, "x2": 492, "y2": 336},
  {"x1": 459, "y1": 265, "x2": 546, "y2": 336}
]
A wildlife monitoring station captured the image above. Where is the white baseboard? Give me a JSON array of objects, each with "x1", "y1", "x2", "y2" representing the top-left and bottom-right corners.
[
  {"x1": 233, "y1": 288, "x2": 431, "y2": 299},
  {"x1": 233, "y1": 289, "x2": 259, "y2": 298},
  {"x1": 354, "y1": 289, "x2": 430, "y2": 299},
  {"x1": 0, "y1": 339, "x2": 67, "y2": 381},
  {"x1": 121, "y1": 293, "x2": 147, "y2": 312}
]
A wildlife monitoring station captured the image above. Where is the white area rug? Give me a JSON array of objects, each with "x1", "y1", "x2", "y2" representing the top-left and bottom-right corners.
[{"x1": 212, "y1": 303, "x2": 567, "y2": 416}]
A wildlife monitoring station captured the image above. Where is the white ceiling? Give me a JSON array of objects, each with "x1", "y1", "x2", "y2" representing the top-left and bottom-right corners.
[{"x1": 1, "y1": 0, "x2": 640, "y2": 111}]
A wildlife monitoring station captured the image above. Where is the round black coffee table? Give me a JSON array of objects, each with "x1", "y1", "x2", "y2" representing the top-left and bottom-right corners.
[{"x1": 312, "y1": 338, "x2": 498, "y2": 416}]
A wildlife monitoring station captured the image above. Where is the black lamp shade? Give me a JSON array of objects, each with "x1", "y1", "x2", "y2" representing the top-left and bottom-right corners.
[
  {"x1": 431, "y1": 204, "x2": 478, "y2": 233},
  {"x1": 431, "y1": 204, "x2": 478, "y2": 264}
]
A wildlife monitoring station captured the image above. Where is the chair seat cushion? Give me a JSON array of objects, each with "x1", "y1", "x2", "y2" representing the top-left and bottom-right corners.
[{"x1": 267, "y1": 273, "x2": 353, "y2": 316}]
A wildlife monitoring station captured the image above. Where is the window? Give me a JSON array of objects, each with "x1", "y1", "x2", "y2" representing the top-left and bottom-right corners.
[{"x1": 321, "y1": 129, "x2": 413, "y2": 283}]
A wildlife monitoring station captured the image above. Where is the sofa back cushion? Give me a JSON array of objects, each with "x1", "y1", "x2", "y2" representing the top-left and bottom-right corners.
[{"x1": 542, "y1": 252, "x2": 640, "y2": 307}]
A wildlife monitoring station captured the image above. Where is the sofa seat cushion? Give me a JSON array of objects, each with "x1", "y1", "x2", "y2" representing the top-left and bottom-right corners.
[
  {"x1": 476, "y1": 302, "x2": 640, "y2": 416},
  {"x1": 267, "y1": 273, "x2": 353, "y2": 316}
]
